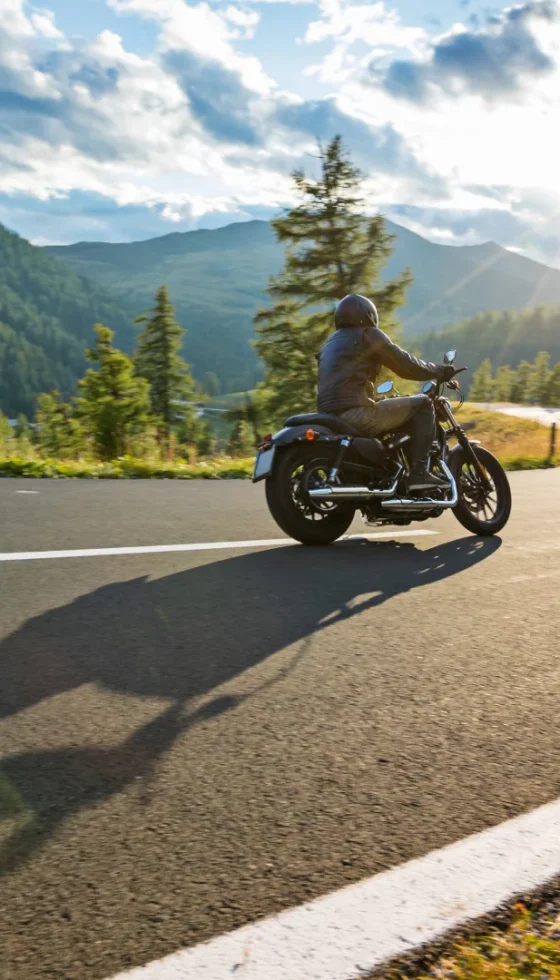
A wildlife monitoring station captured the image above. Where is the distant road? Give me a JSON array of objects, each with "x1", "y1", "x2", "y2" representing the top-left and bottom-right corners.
[
  {"x1": 478, "y1": 402, "x2": 560, "y2": 424},
  {"x1": 1, "y1": 472, "x2": 560, "y2": 980}
]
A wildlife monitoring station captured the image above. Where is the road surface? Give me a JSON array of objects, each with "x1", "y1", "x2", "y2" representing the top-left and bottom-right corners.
[
  {"x1": 478, "y1": 402, "x2": 560, "y2": 424},
  {"x1": 1, "y1": 472, "x2": 559, "y2": 980}
]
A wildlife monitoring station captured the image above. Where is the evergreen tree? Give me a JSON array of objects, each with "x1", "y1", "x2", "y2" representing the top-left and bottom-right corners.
[
  {"x1": 469, "y1": 359, "x2": 494, "y2": 402},
  {"x1": 510, "y1": 360, "x2": 533, "y2": 403},
  {"x1": 196, "y1": 419, "x2": 217, "y2": 457},
  {"x1": 528, "y1": 351, "x2": 551, "y2": 404},
  {"x1": 15, "y1": 413, "x2": 29, "y2": 440},
  {"x1": 545, "y1": 362, "x2": 560, "y2": 407},
  {"x1": 202, "y1": 372, "x2": 221, "y2": 397},
  {"x1": 493, "y1": 365, "x2": 514, "y2": 402},
  {"x1": 135, "y1": 285, "x2": 194, "y2": 452},
  {"x1": 0, "y1": 409, "x2": 13, "y2": 455},
  {"x1": 77, "y1": 324, "x2": 150, "y2": 461},
  {"x1": 227, "y1": 414, "x2": 254, "y2": 456},
  {"x1": 36, "y1": 391, "x2": 83, "y2": 459},
  {"x1": 255, "y1": 136, "x2": 412, "y2": 423}
]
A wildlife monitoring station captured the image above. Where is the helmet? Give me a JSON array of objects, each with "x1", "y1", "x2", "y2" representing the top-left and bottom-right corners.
[{"x1": 334, "y1": 293, "x2": 379, "y2": 330}]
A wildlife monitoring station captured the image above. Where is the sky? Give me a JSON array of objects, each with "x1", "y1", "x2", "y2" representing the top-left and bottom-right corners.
[{"x1": 1, "y1": 0, "x2": 560, "y2": 265}]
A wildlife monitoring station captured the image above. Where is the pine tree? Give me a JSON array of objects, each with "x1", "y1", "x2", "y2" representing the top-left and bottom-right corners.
[
  {"x1": 510, "y1": 360, "x2": 533, "y2": 403},
  {"x1": 469, "y1": 359, "x2": 494, "y2": 402},
  {"x1": 493, "y1": 365, "x2": 514, "y2": 402},
  {"x1": 36, "y1": 390, "x2": 83, "y2": 459},
  {"x1": 202, "y1": 372, "x2": 221, "y2": 397},
  {"x1": 15, "y1": 413, "x2": 29, "y2": 440},
  {"x1": 545, "y1": 362, "x2": 560, "y2": 407},
  {"x1": 0, "y1": 409, "x2": 13, "y2": 455},
  {"x1": 77, "y1": 324, "x2": 150, "y2": 461},
  {"x1": 135, "y1": 285, "x2": 194, "y2": 452},
  {"x1": 227, "y1": 414, "x2": 254, "y2": 456},
  {"x1": 254, "y1": 136, "x2": 412, "y2": 423},
  {"x1": 528, "y1": 351, "x2": 551, "y2": 404},
  {"x1": 196, "y1": 419, "x2": 217, "y2": 457}
]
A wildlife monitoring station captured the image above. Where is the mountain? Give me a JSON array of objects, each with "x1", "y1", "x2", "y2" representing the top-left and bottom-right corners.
[
  {"x1": 419, "y1": 306, "x2": 560, "y2": 375},
  {"x1": 46, "y1": 219, "x2": 560, "y2": 394},
  {"x1": 0, "y1": 224, "x2": 136, "y2": 416}
]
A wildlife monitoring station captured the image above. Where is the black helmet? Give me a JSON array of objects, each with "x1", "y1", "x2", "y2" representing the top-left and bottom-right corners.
[{"x1": 334, "y1": 293, "x2": 379, "y2": 330}]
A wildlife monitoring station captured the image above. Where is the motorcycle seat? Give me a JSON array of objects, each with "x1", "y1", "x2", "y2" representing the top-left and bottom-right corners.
[{"x1": 284, "y1": 412, "x2": 364, "y2": 437}]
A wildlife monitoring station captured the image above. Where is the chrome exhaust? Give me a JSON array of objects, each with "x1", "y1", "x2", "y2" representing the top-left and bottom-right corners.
[
  {"x1": 308, "y1": 468, "x2": 402, "y2": 502},
  {"x1": 380, "y1": 460, "x2": 458, "y2": 511}
]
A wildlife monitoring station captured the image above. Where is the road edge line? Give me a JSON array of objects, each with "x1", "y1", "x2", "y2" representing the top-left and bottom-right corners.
[
  {"x1": 107, "y1": 796, "x2": 560, "y2": 980},
  {"x1": 0, "y1": 530, "x2": 437, "y2": 562}
]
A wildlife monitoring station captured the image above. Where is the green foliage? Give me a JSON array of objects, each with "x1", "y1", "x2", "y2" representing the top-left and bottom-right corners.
[
  {"x1": 35, "y1": 391, "x2": 83, "y2": 459},
  {"x1": 255, "y1": 136, "x2": 412, "y2": 423},
  {"x1": 469, "y1": 358, "x2": 494, "y2": 401},
  {"x1": 76, "y1": 324, "x2": 151, "y2": 461},
  {"x1": 135, "y1": 285, "x2": 195, "y2": 449},
  {"x1": 227, "y1": 415, "x2": 254, "y2": 456},
  {"x1": 545, "y1": 361, "x2": 560, "y2": 406},
  {"x1": 0, "y1": 409, "x2": 13, "y2": 454},
  {"x1": 468, "y1": 353, "x2": 560, "y2": 405},
  {"x1": 493, "y1": 364, "x2": 514, "y2": 401},
  {"x1": 510, "y1": 360, "x2": 533, "y2": 403},
  {"x1": 528, "y1": 350, "x2": 551, "y2": 403},
  {"x1": 202, "y1": 372, "x2": 221, "y2": 397},
  {"x1": 421, "y1": 305, "x2": 560, "y2": 385},
  {"x1": 0, "y1": 456, "x2": 254, "y2": 480},
  {"x1": 0, "y1": 223, "x2": 135, "y2": 416}
]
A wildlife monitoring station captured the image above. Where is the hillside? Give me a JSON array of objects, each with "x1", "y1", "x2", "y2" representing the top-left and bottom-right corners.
[
  {"x1": 419, "y1": 306, "x2": 560, "y2": 375},
  {"x1": 0, "y1": 224, "x2": 136, "y2": 416},
  {"x1": 45, "y1": 219, "x2": 560, "y2": 394}
]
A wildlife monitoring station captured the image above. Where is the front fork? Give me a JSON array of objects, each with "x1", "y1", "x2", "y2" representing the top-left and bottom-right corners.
[{"x1": 440, "y1": 403, "x2": 492, "y2": 491}]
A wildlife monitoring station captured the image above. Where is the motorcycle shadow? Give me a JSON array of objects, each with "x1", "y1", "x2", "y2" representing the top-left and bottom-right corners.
[{"x1": 0, "y1": 533, "x2": 501, "y2": 874}]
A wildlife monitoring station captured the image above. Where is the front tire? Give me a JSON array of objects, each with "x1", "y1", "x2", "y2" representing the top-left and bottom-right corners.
[
  {"x1": 265, "y1": 444, "x2": 355, "y2": 545},
  {"x1": 450, "y1": 445, "x2": 511, "y2": 536}
]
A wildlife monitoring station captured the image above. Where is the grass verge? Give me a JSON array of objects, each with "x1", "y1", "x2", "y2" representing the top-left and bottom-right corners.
[
  {"x1": 373, "y1": 892, "x2": 560, "y2": 980},
  {"x1": 0, "y1": 408, "x2": 557, "y2": 478},
  {"x1": 0, "y1": 455, "x2": 254, "y2": 480}
]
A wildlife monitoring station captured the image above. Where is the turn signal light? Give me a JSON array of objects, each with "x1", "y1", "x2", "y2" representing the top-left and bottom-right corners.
[{"x1": 306, "y1": 429, "x2": 316, "y2": 441}]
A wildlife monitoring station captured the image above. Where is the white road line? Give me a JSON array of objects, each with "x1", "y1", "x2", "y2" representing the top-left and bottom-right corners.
[
  {"x1": 0, "y1": 530, "x2": 437, "y2": 563},
  {"x1": 108, "y1": 797, "x2": 560, "y2": 980}
]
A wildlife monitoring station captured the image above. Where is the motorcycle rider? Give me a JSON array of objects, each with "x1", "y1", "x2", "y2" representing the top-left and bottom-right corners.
[{"x1": 317, "y1": 293, "x2": 456, "y2": 491}]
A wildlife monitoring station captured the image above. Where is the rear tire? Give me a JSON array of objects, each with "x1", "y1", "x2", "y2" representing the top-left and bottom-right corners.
[
  {"x1": 265, "y1": 444, "x2": 355, "y2": 545},
  {"x1": 450, "y1": 445, "x2": 511, "y2": 536}
]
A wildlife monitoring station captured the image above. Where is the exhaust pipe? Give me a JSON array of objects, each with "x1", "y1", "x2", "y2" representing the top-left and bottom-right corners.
[
  {"x1": 308, "y1": 469, "x2": 402, "y2": 502},
  {"x1": 381, "y1": 460, "x2": 458, "y2": 511}
]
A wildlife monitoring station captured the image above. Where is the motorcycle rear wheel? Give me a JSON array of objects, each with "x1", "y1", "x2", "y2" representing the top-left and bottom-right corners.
[
  {"x1": 450, "y1": 445, "x2": 511, "y2": 536},
  {"x1": 265, "y1": 444, "x2": 355, "y2": 545}
]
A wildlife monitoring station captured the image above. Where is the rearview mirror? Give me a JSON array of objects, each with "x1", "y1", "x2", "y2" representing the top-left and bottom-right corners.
[
  {"x1": 422, "y1": 381, "x2": 437, "y2": 395},
  {"x1": 444, "y1": 350, "x2": 456, "y2": 365},
  {"x1": 377, "y1": 380, "x2": 394, "y2": 395}
]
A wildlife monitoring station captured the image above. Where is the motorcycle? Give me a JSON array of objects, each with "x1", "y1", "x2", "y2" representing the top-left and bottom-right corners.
[{"x1": 252, "y1": 349, "x2": 512, "y2": 545}]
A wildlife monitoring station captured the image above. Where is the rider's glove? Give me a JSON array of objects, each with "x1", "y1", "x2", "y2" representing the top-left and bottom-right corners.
[{"x1": 435, "y1": 365, "x2": 456, "y2": 383}]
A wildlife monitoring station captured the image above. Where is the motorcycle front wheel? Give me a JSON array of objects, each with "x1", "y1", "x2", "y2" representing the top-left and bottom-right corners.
[
  {"x1": 265, "y1": 444, "x2": 355, "y2": 545},
  {"x1": 450, "y1": 445, "x2": 511, "y2": 536}
]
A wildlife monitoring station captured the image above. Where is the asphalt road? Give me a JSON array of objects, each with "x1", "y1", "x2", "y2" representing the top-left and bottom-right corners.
[{"x1": 1, "y1": 472, "x2": 560, "y2": 980}]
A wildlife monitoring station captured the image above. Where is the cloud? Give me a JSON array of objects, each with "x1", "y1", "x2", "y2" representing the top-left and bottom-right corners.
[
  {"x1": 381, "y1": 1, "x2": 559, "y2": 102},
  {"x1": 274, "y1": 97, "x2": 445, "y2": 192},
  {"x1": 164, "y1": 49, "x2": 262, "y2": 145}
]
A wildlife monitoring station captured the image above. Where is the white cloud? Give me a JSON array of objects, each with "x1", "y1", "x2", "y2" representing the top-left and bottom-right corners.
[{"x1": 1, "y1": 0, "x2": 560, "y2": 261}]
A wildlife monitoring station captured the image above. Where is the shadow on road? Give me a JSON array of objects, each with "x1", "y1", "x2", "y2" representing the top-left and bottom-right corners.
[{"x1": 0, "y1": 534, "x2": 501, "y2": 874}]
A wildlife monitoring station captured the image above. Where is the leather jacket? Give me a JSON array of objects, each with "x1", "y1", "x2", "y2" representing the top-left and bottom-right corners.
[{"x1": 317, "y1": 326, "x2": 442, "y2": 414}]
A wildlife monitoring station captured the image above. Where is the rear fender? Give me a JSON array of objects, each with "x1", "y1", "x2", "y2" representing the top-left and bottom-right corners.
[
  {"x1": 271, "y1": 424, "x2": 341, "y2": 447},
  {"x1": 252, "y1": 425, "x2": 341, "y2": 484}
]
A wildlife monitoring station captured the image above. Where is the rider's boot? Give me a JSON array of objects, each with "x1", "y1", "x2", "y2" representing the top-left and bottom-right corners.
[{"x1": 407, "y1": 463, "x2": 447, "y2": 493}]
